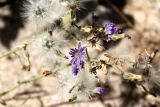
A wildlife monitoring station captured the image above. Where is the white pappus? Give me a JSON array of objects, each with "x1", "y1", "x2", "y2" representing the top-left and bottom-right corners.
[
  {"x1": 23, "y1": 0, "x2": 67, "y2": 29},
  {"x1": 29, "y1": 29, "x2": 70, "y2": 70}
]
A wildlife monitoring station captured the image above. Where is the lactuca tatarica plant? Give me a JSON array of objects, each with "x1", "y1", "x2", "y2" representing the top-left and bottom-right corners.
[{"x1": 0, "y1": 0, "x2": 159, "y2": 104}]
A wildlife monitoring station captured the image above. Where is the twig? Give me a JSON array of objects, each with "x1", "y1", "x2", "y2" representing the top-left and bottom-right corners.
[
  {"x1": 85, "y1": 48, "x2": 90, "y2": 61},
  {"x1": 105, "y1": 0, "x2": 133, "y2": 28}
]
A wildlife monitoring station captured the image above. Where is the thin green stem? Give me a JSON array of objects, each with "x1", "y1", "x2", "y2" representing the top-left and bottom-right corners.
[
  {"x1": 0, "y1": 75, "x2": 43, "y2": 98},
  {"x1": 0, "y1": 63, "x2": 70, "y2": 98},
  {"x1": 0, "y1": 44, "x2": 27, "y2": 59}
]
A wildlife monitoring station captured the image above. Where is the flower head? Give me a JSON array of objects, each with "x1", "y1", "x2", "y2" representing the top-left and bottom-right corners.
[
  {"x1": 72, "y1": 65, "x2": 79, "y2": 76},
  {"x1": 104, "y1": 23, "x2": 121, "y2": 35},
  {"x1": 69, "y1": 42, "x2": 86, "y2": 66},
  {"x1": 93, "y1": 87, "x2": 106, "y2": 94},
  {"x1": 92, "y1": 13, "x2": 99, "y2": 22},
  {"x1": 69, "y1": 42, "x2": 86, "y2": 75},
  {"x1": 98, "y1": 87, "x2": 105, "y2": 94}
]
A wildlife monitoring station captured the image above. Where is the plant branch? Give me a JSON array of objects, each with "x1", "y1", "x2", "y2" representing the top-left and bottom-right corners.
[
  {"x1": 0, "y1": 44, "x2": 27, "y2": 59},
  {"x1": 0, "y1": 75, "x2": 43, "y2": 97}
]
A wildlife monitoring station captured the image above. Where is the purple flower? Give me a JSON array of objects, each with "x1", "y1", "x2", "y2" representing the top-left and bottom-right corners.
[
  {"x1": 92, "y1": 13, "x2": 99, "y2": 22},
  {"x1": 104, "y1": 23, "x2": 121, "y2": 35},
  {"x1": 97, "y1": 87, "x2": 105, "y2": 94},
  {"x1": 72, "y1": 65, "x2": 79, "y2": 76},
  {"x1": 69, "y1": 42, "x2": 86, "y2": 75}
]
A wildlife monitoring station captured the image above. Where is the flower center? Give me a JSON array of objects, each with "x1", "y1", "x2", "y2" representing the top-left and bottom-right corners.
[{"x1": 75, "y1": 52, "x2": 81, "y2": 58}]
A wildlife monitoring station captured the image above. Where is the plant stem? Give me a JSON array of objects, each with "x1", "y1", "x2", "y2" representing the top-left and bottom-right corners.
[
  {"x1": 0, "y1": 75, "x2": 43, "y2": 97},
  {"x1": 0, "y1": 44, "x2": 27, "y2": 59}
]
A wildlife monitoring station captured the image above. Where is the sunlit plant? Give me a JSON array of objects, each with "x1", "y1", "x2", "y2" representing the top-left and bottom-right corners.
[{"x1": 0, "y1": 0, "x2": 160, "y2": 105}]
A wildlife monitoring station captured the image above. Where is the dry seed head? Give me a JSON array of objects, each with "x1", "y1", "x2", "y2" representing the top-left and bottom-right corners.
[
  {"x1": 30, "y1": 29, "x2": 69, "y2": 69},
  {"x1": 23, "y1": 0, "x2": 67, "y2": 29}
]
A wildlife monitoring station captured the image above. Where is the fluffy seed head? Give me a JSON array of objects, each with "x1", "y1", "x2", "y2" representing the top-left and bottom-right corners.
[
  {"x1": 30, "y1": 29, "x2": 69, "y2": 69},
  {"x1": 23, "y1": 0, "x2": 67, "y2": 29}
]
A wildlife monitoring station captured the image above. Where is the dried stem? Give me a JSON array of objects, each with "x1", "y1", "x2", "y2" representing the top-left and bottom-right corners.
[
  {"x1": 85, "y1": 48, "x2": 90, "y2": 61},
  {"x1": 106, "y1": 0, "x2": 133, "y2": 28}
]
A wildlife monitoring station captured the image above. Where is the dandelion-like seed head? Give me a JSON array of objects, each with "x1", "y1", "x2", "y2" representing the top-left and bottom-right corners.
[
  {"x1": 23, "y1": 0, "x2": 67, "y2": 29},
  {"x1": 30, "y1": 29, "x2": 69, "y2": 69}
]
